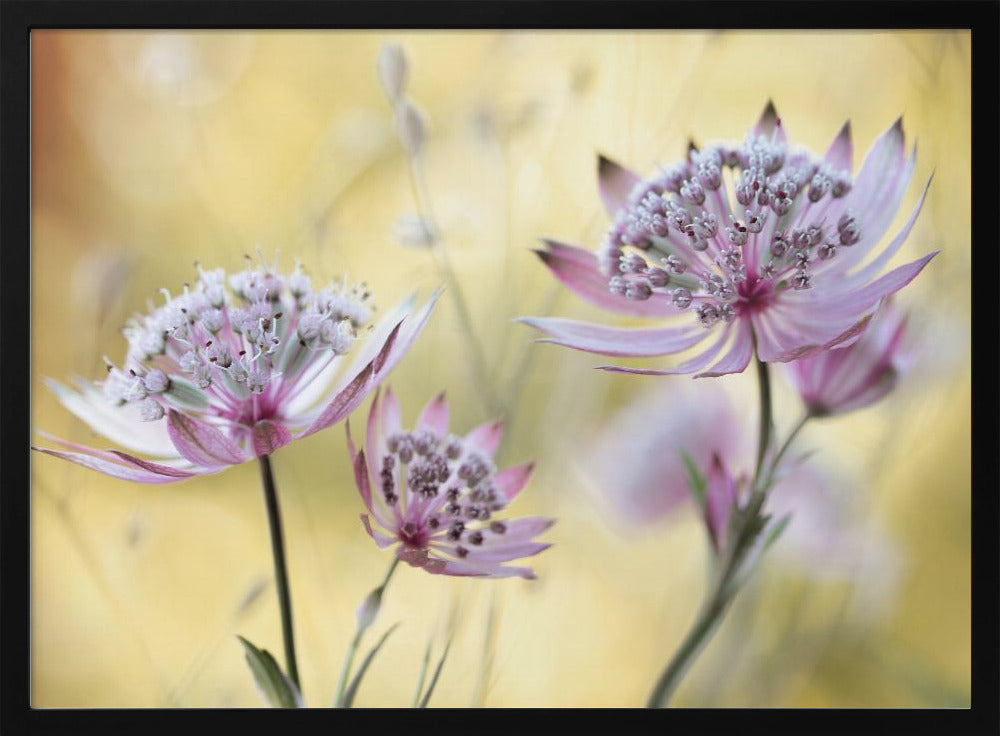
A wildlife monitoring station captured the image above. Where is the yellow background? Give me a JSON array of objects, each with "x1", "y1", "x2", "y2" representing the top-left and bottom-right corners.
[{"x1": 31, "y1": 31, "x2": 971, "y2": 707}]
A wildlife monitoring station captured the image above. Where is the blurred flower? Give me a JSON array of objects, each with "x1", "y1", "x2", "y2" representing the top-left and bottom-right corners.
[
  {"x1": 589, "y1": 382, "x2": 745, "y2": 525},
  {"x1": 589, "y1": 381, "x2": 900, "y2": 583},
  {"x1": 522, "y1": 101, "x2": 936, "y2": 377},
  {"x1": 348, "y1": 389, "x2": 553, "y2": 579},
  {"x1": 786, "y1": 301, "x2": 910, "y2": 417},
  {"x1": 376, "y1": 43, "x2": 409, "y2": 104},
  {"x1": 34, "y1": 256, "x2": 439, "y2": 483}
]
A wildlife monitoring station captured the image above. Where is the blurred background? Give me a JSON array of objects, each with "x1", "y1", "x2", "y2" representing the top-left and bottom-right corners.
[{"x1": 31, "y1": 30, "x2": 970, "y2": 707}]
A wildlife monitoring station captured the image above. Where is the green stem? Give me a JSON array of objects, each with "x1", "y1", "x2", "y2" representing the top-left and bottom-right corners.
[
  {"x1": 647, "y1": 359, "x2": 775, "y2": 708},
  {"x1": 334, "y1": 556, "x2": 400, "y2": 707},
  {"x1": 767, "y1": 411, "x2": 811, "y2": 481},
  {"x1": 257, "y1": 455, "x2": 300, "y2": 690}
]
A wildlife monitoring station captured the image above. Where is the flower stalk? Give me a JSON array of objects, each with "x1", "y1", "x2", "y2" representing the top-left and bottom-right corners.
[
  {"x1": 333, "y1": 555, "x2": 400, "y2": 707},
  {"x1": 647, "y1": 358, "x2": 779, "y2": 708},
  {"x1": 257, "y1": 455, "x2": 300, "y2": 690}
]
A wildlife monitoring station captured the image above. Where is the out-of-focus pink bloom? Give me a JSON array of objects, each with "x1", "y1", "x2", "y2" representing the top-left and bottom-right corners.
[
  {"x1": 34, "y1": 256, "x2": 439, "y2": 483},
  {"x1": 588, "y1": 381, "x2": 746, "y2": 525},
  {"x1": 522, "y1": 101, "x2": 936, "y2": 377},
  {"x1": 785, "y1": 302, "x2": 909, "y2": 417},
  {"x1": 589, "y1": 382, "x2": 898, "y2": 581},
  {"x1": 349, "y1": 389, "x2": 553, "y2": 579}
]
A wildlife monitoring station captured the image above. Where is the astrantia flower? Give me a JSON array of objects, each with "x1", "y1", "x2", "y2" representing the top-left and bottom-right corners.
[
  {"x1": 34, "y1": 255, "x2": 439, "y2": 483},
  {"x1": 348, "y1": 389, "x2": 553, "y2": 579},
  {"x1": 521, "y1": 101, "x2": 936, "y2": 377},
  {"x1": 785, "y1": 301, "x2": 910, "y2": 417}
]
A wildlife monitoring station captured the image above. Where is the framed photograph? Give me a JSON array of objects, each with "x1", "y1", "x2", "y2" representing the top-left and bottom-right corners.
[{"x1": 3, "y1": 2, "x2": 996, "y2": 732}]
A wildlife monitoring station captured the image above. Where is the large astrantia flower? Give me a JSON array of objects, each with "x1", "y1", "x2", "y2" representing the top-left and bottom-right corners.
[
  {"x1": 785, "y1": 301, "x2": 910, "y2": 417},
  {"x1": 348, "y1": 389, "x2": 553, "y2": 579},
  {"x1": 34, "y1": 256, "x2": 439, "y2": 483},
  {"x1": 521, "y1": 102, "x2": 936, "y2": 377}
]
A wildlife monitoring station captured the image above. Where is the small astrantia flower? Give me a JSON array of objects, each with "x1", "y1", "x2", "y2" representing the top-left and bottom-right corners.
[
  {"x1": 348, "y1": 389, "x2": 553, "y2": 579},
  {"x1": 34, "y1": 255, "x2": 439, "y2": 483},
  {"x1": 785, "y1": 301, "x2": 910, "y2": 417},
  {"x1": 521, "y1": 101, "x2": 937, "y2": 377}
]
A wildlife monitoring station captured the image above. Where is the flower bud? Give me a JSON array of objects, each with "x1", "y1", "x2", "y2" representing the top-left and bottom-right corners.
[
  {"x1": 395, "y1": 100, "x2": 426, "y2": 156},
  {"x1": 376, "y1": 44, "x2": 408, "y2": 104}
]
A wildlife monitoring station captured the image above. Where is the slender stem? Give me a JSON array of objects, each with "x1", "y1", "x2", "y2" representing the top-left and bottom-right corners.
[
  {"x1": 647, "y1": 359, "x2": 775, "y2": 708},
  {"x1": 257, "y1": 455, "x2": 300, "y2": 690},
  {"x1": 767, "y1": 411, "x2": 811, "y2": 481},
  {"x1": 753, "y1": 355, "x2": 773, "y2": 491},
  {"x1": 334, "y1": 556, "x2": 401, "y2": 707}
]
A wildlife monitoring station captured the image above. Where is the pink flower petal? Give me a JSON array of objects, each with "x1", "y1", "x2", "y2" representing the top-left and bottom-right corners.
[
  {"x1": 520, "y1": 316, "x2": 708, "y2": 357},
  {"x1": 533, "y1": 240, "x2": 674, "y2": 318},
  {"x1": 361, "y1": 514, "x2": 396, "y2": 549},
  {"x1": 32, "y1": 446, "x2": 202, "y2": 484},
  {"x1": 696, "y1": 322, "x2": 754, "y2": 378},
  {"x1": 597, "y1": 155, "x2": 641, "y2": 218},
  {"x1": 352, "y1": 447, "x2": 374, "y2": 514},
  {"x1": 434, "y1": 559, "x2": 537, "y2": 580},
  {"x1": 704, "y1": 454, "x2": 737, "y2": 553},
  {"x1": 300, "y1": 362, "x2": 374, "y2": 438},
  {"x1": 597, "y1": 322, "x2": 731, "y2": 375},
  {"x1": 166, "y1": 410, "x2": 247, "y2": 467},
  {"x1": 464, "y1": 419, "x2": 504, "y2": 459},
  {"x1": 251, "y1": 420, "x2": 292, "y2": 458},
  {"x1": 463, "y1": 541, "x2": 551, "y2": 564},
  {"x1": 493, "y1": 462, "x2": 534, "y2": 503},
  {"x1": 416, "y1": 391, "x2": 449, "y2": 437},
  {"x1": 752, "y1": 100, "x2": 787, "y2": 145},
  {"x1": 824, "y1": 120, "x2": 853, "y2": 173},
  {"x1": 482, "y1": 516, "x2": 554, "y2": 543}
]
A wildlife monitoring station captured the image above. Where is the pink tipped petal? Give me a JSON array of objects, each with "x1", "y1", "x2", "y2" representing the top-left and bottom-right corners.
[
  {"x1": 373, "y1": 289, "x2": 441, "y2": 382},
  {"x1": 107, "y1": 450, "x2": 205, "y2": 478},
  {"x1": 493, "y1": 462, "x2": 534, "y2": 503},
  {"x1": 597, "y1": 155, "x2": 641, "y2": 218},
  {"x1": 166, "y1": 410, "x2": 247, "y2": 467},
  {"x1": 598, "y1": 322, "x2": 732, "y2": 376},
  {"x1": 381, "y1": 386, "x2": 402, "y2": 438},
  {"x1": 251, "y1": 420, "x2": 293, "y2": 458},
  {"x1": 361, "y1": 514, "x2": 396, "y2": 549},
  {"x1": 353, "y1": 449, "x2": 374, "y2": 513},
  {"x1": 521, "y1": 316, "x2": 708, "y2": 357},
  {"x1": 301, "y1": 363, "x2": 374, "y2": 438},
  {"x1": 465, "y1": 542, "x2": 552, "y2": 564},
  {"x1": 417, "y1": 391, "x2": 449, "y2": 437},
  {"x1": 824, "y1": 120, "x2": 853, "y2": 172},
  {"x1": 818, "y1": 252, "x2": 938, "y2": 321},
  {"x1": 533, "y1": 241, "x2": 673, "y2": 318},
  {"x1": 696, "y1": 323, "x2": 754, "y2": 378},
  {"x1": 465, "y1": 419, "x2": 504, "y2": 459},
  {"x1": 841, "y1": 175, "x2": 933, "y2": 284},
  {"x1": 752, "y1": 100, "x2": 786, "y2": 144},
  {"x1": 32, "y1": 446, "x2": 201, "y2": 484},
  {"x1": 435, "y1": 559, "x2": 536, "y2": 580}
]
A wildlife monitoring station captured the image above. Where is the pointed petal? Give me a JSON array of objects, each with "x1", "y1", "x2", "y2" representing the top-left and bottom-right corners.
[
  {"x1": 696, "y1": 322, "x2": 754, "y2": 378},
  {"x1": 300, "y1": 363, "x2": 374, "y2": 438},
  {"x1": 464, "y1": 541, "x2": 552, "y2": 564},
  {"x1": 596, "y1": 322, "x2": 731, "y2": 375},
  {"x1": 433, "y1": 559, "x2": 537, "y2": 580},
  {"x1": 417, "y1": 391, "x2": 449, "y2": 437},
  {"x1": 752, "y1": 100, "x2": 786, "y2": 144},
  {"x1": 533, "y1": 240, "x2": 673, "y2": 318},
  {"x1": 353, "y1": 450, "x2": 374, "y2": 513},
  {"x1": 493, "y1": 462, "x2": 534, "y2": 503},
  {"x1": 166, "y1": 411, "x2": 247, "y2": 467},
  {"x1": 108, "y1": 450, "x2": 206, "y2": 478},
  {"x1": 483, "y1": 516, "x2": 554, "y2": 543},
  {"x1": 361, "y1": 514, "x2": 396, "y2": 549},
  {"x1": 824, "y1": 121, "x2": 853, "y2": 173},
  {"x1": 520, "y1": 316, "x2": 708, "y2": 357},
  {"x1": 464, "y1": 419, "x2": 503, "y2": 459},
  {"x1": 597, "y1": 155, "x2": 641, "y2": 218},
  {"x1": 44, "y1": 377, "x2": 175, "y2": 458},
  {"x1": 816, "y1": 252, "x2": 938, "y2": 320},
  {"x1": 251, "y1": 420, "x2": 292, "y2": 458},
  {"x1": 32, "y1": 446, "x2": 203, "y2": 484},
  {"x1": 704, "y1": 454, "x2": 737, "y2": 553}
]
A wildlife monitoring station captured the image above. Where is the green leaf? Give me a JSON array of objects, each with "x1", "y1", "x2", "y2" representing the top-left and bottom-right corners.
[
  {"x1": 763, "y1": 513, "x2": 792, "y2": 552},
  {"x1": 411, "y1": 640, "x2": 432, "y2": 707},
  {"x1": 341, "y1": 623, "x2": 400, "y2": 708},
  {"x1": 417, "y1": 637, "x2": 453, "y2": 708},
  {"x1": 237, "y1": 636, "x2": 303, "y2": 708},
  {"x1": 680, "y1": 449, "x2": 707, "y2": 509}
]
